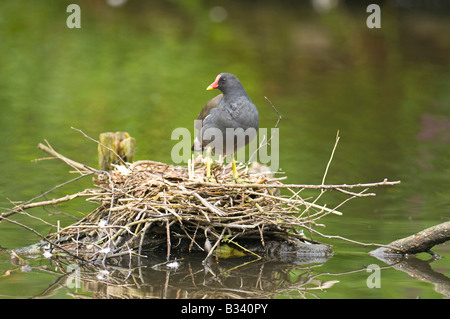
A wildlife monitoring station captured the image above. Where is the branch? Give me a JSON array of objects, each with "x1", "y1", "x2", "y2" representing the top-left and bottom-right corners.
[
  {"x1": 247, "y1": 96, "x2": 282, "y2": 164},
  {"x1": 1, "y1": 191, "x2": 92, "y2": 219},
  {"x1": 322, "y1": 130, "x2": 340, "y2": 186},
  {"x1": 370, "y1": 221, "x2": 450, "y2": 256},
  {"x1": 71, "y1": 127, "x2": 129, "y2": 167},
  {"x1": 37, "y1": 142, "x2": 97, "y2": 173},
  {"x1": 0, "y1": 215, "x2": 87, "y2": 263},
  {"x1": 193, "y1": 192, "x2": 226, "y2": 216},
  {"x1": 185, "y1": 179, "x2": 401, "y2": 190},
  {"x1": 301, "y1": 224, "x2": 398, "y2": 249}
]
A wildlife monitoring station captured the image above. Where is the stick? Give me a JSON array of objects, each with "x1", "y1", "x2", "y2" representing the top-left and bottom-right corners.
[
  {"x1": 0, "y1": 215, "x2": 88, "y2": 263},
  {"x1": 302, "y1": 224, "x2": 397, "y2": 249},
  {"x1": 1, "y1": 191, "x2": 92, "y2": 219},
  {"x1": 193, "y1": 193, "x2": 226, "y2": 216},
  {"x1": 370, "y1": 221, "x2": 450, "y2": 256},
  {"x1": 166, "y1": 219, "x2": 171, "y2": 260},
  {"x1": 71, "y1": 127, "x2": 129, "y2": 167},
  {"x1": 204, "y1": 228, "x2": 226, "y2": 260},
  {"x1": 222, "y1": 236, "x2": 262, "y2": 259},
  {"x1": 246, "y1": 190, "x2": 343, "y2": 216},
  {"x1": 37, "y1": 142, "x2": 94, "y2": 173},
  {"x1": 248, "y1": 96, "x2": 282, "y2": 164},
  {"x1": 185, "y1": 179, "x2": 401, "y2": 190},
  {"x1": 322, "y1": 130, "x2": 340, "y2": 186},
  {"x1": 21, "y1": 173, "x2": 94, "y2": 207}
]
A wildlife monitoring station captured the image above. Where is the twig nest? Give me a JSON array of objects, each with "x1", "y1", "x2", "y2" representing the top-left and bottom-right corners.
[{"x1": 48, "y1": 159, "x2": 326, "y2": 261}]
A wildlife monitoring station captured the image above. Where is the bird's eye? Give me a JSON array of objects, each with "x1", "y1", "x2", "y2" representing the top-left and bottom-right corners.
[{"x1": 221, "y1": 77, "x2": 227, "y2": 82}]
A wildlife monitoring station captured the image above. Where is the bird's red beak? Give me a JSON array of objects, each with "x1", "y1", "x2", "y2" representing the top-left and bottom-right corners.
[{"x1": 206, "y1": 74, "x2": 221, "y2": 90}]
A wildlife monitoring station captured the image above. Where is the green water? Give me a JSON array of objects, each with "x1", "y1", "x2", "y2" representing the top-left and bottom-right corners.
[{"x1": 0, "y1": 1, "x2": 449, "y2": 299}]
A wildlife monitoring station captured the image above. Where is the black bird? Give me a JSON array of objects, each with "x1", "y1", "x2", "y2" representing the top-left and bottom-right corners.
[{"x1": 192, "y1": 73, "x2": 259, "y2": 180}]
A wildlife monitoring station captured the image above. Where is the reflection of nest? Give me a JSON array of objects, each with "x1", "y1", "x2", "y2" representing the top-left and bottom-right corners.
[
  {"x1": 46, "y1": 159, "x2": 335, "y2": 261},
  {"x1": 43, "y1": 256, "x2": 339, "y2": 299}
]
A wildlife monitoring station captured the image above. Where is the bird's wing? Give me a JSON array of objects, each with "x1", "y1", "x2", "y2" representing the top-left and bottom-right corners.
[
  {"x1": 196, "y1": 94, "x2": 223, "y2": 122},
  {"x1": 192, "y1": 94, "x2": 223, "y2": 151}
]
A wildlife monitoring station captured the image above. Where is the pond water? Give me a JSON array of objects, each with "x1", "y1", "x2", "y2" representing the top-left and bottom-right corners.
[{"x1": 0, "y1": 1, "x2": 449, "y2": 299}]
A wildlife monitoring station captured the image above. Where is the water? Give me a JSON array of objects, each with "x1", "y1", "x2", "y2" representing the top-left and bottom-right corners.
[{"x1": 0, "y1": 1, "x2": 449, "y2": 299}]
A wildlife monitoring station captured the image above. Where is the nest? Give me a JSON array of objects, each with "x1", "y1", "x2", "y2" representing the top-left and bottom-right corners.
[
  {"x1": 45, "y1": 159, "x2": 337, "y2": 261},
  {"x1": 2, "y1": 133, "x2": 400, "y2": 264}
]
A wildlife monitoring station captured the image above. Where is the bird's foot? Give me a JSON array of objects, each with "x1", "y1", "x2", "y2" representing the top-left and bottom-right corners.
[
  {"x1": 232, "y1": 174, "x2": 246, "y2": 184},
  {"x1": 205, "y1": 176, "x2": 217, "y2": 183}
]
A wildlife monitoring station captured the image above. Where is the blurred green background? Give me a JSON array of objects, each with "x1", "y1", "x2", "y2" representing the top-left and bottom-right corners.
[{"x1": 0, "y1": 0, "x2": 449, "y2": 298}]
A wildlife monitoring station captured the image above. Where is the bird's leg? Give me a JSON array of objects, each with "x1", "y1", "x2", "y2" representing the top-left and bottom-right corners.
[
  {"x1": 232, "y1": 157, "x2": 243, "y2": 183},
  {"x1": 205, "y1": 147, "x2": 216, "y2": 182},
  {"x1": 206, "y1": 147, "x2": 212, "y2": 179}
]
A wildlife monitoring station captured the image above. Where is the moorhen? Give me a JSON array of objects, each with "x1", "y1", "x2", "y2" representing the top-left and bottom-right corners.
[{"x1": 192, "y1": 73, "x2": 259, "y2": 181}]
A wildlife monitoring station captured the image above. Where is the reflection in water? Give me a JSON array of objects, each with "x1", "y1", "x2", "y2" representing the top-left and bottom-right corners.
[
  {"x1": 32, "y1": 254, "x2": 339, "y2": 299},
  {"x1": 22, "y1": 251, "x2": 448, "y2": 299},
  {"x1": 371, "y1": 253, "x2": 450, "y2": 298}
]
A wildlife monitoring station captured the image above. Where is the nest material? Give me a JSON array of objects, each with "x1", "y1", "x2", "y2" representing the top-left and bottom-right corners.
[
  {"x1": 3, "y1": 137, "x2": 399, "y2": 263},
  {"x1": 46, "y1": 159, "x2": 331, "y2": 261},
  {"x1": 0, "y1": 137, "x2": 400, "y2": 261}
]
